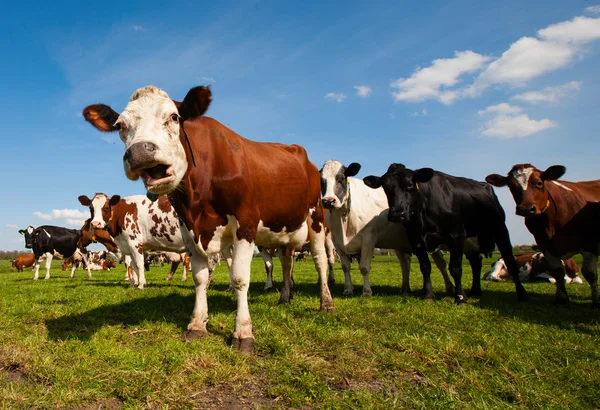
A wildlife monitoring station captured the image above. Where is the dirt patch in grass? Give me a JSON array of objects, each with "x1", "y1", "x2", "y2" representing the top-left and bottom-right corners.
[
  {"x1": 1, "y1": 363, "x2": 27, "y2": 384},
  {"x1": 191, "y1": 380, "x2": 275, "y2": 409},
  {"x1": 74, "y1": 398, "x2": 123, "y2": 410}
]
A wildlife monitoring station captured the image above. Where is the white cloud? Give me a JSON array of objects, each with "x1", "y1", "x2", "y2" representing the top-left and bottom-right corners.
[
  {"x1": 325, "y1": 92, "x2": 347, "y2": 103},
  {"x1": 34, "y1": 209, "x2": 89, "y2": 221},
  {"x1": 587, "y1": 5, "x2": 600, "y2": 14},
  {"x1": 66, "y1": 219, "x2": 86, "y2": 227},
  {"x1": 200, "y1": 76, "x2": 216, "y2": 83},
  {"x1": 409, "y1": 109, "x2": 429, "y2": 117},
  {"x1": 538, "y1": 16, "x2": 600, "y2": 44},
  {"x1": 477, "y1": 103, "x2": 522, "y2": 115},
  {"x1": 354, "y1": 85, "x2": 372, "y2": 97},
  {"x1": 479, "y1": 103, "x2": 557, "y2": 138},
  {"x1": 6, "y1": 224, "x2": 18, "y2": 229},
  {"x1": 422, "y1": 109, "x2": 428, "y2": 116},
  {"x1": 133, "y1": 25, "x2": 146, "y2": 32},
  {"x1": 390, "y1": 50, "x2": 491, "y2": 104},
  {"x1": 511, "y1": 81, "x2": 581, "y2": 104},
  {"x1": 469, "y1": 17, "x2": 600, "y2": 95}
]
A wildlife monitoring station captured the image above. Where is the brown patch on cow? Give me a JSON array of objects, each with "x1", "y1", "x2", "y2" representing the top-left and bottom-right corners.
[
  {"x1": 141, "y1": 199, "x2": 146, "y2": 205},
  {"x1": 170, "y1": 225, "x2": 177, "y2": 236},
  {"x1": 170, "y1": 117, "x2": 322, "y2": 249},
  {"x1": 157, "y1": 196, "x2": 173, "y2": 213},
  {"x1": 136, "y1": 244, "x2": 143, "y2": 255}
]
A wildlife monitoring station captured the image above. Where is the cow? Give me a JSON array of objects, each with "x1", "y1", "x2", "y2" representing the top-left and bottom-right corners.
[
  {"x1": 78, "y1": 194, "x2": 190, "y2": 289},
  {"x1": 320, "y1": 160, "x2": 457, "y2": 297},
  {"x1": 162, "y1": 252, "x2": 191, "y2": 281},
  {"x1": 18, "y1": 225, "x2": 92, "y2": 280},
  {"x1": 364, "y1": 164, "x2": 528, "y2": 304},
  {"x1": 83, "y1": 84, "x2": 333, "y2": 352},
  {"x1": 486, "y1": 164, "x2": 600, "y2": 306},
  {"x1": 295, "y1": 252, "x2": 308, "y2": 262},
  {"x1": 485, "y1": 252, "x2": 581, "y2": 283},
  {"x1": 12, "y1": 254, "x2": 36, "y2": 272}
]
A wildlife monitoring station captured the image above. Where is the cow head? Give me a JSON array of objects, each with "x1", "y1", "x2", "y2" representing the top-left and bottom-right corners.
[
  {"x1": 485, "y1": 164, "x2": 566, "y2": 217},
  {"x1": 363, "y1": 163, "x2": 434, "y2": 224},
  {"x1": 18, "y1": 226, "x2": 36, "y2": 248},
  {"x1": 319, "y1": 160, "x2": 361, "y2": 209},
  {"x1": 83, "y1": 85, "x2": 212, "y2": 196},
  {"x1": 79, "y1": 193, "x2": 121, "y2": 229}
]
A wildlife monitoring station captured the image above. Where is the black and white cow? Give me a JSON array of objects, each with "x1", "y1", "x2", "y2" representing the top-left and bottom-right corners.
[
  {"x1": 320, "y1": 160, "x2": 457, "y2": 296},
  {"x1": 18, "y1": 225, "x2": 91, "y2": 280},
  {"x1": 364, "y1": 164, "x2": 528, "y2": 304}
]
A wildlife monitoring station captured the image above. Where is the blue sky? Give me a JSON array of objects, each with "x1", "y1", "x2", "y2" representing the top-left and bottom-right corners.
[{"x1": 2, "y1": 0, "x2": 600, "y2": 250}]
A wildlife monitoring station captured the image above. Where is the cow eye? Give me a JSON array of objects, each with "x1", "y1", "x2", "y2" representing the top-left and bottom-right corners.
[
  {"x1": 170, "y1": 114, "x2": 179, "y2": 123},
  {"x1": 536, "y1": 181, "x2": 543, "y2": 189}
]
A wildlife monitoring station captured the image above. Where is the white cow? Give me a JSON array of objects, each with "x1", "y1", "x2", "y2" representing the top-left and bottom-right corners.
[{"x1": 320, "y1": 160, "x2": 456, "y2": 296}]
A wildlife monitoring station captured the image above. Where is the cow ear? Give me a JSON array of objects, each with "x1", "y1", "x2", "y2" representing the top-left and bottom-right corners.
[
  {"x1": 413, "y1": 168, "x2": 434, "y2": 183},
  {"x1": 541, "y1": 165, "x2": 566, "y2": 181},
  {"x1": 485, "y1": 174, "x2": 508, "y2": 187},
  {"x1": 78, "y1": 195, "x2": 91, "y2": 206},
  {"x1": 109, "y1": 195, "x2": 121, "y2": 206},
  {"x1": 344, "y1": 163, "x2": 361, "y2": 177},
  {"x1": 18, "y1": 230, "x2": 24, "y2": 235},
  {"x1": 83, "y1": 104, "x2": 120, "y2": 132},
  {"x1": 178, "y1": 86, "x2": 212, "y2": 120},
  {"x1": 363, "y1": 176, "x2": 382, "y2": 189}
]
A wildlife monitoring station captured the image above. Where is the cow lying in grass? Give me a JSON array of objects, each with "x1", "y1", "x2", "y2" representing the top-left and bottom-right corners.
[{"x1": 485, "y1": 252, "x2": 582, "y2": 283}]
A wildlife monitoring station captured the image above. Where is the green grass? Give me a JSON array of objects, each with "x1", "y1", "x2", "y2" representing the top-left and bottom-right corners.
[{"x1": 0, "y1": 254, "x2": 599, "y2": 409}]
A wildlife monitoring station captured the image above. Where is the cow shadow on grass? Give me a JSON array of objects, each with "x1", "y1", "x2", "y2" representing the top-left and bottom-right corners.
[
  {"x1": 473, "y1": 286, "x2": 600, "y2": 336},
  {"x1": 45, "y1": 293, "x2": 237, "y2": 342}
]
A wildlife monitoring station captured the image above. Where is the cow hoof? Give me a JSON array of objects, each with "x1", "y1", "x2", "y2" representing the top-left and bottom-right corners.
[
  {"x1": 400, "y1": 286, "x2": 411, "y2": 295},
  {"x1": 361, "y1": 292, "x2": 373, "y2": 297},
  {"x1": 182, "y1": 329, "x2": 207, "y2": 341},
  {"x1": 320, "y1": 302, "x2": 334, "y2": 312},
  {"x1": 278, "y1": 295, "x2": 291, "y2": 305},
  {"x1": 263, "y1": 286, "x2": 273, "y2": 292},
  {"x1": 231, "y1": 337, "x2": 255, "y2": 354},
  {"x1": 33, "y1": 278, "x2": 38, "y2": 281},
  {"x1": 343, "y1": 290, "x2": 354, "y2": 296},
  {"x1": 455, "y1": 297, "x2": 468, "y2": 306}
]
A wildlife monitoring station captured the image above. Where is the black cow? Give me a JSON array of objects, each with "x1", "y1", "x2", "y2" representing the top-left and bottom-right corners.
[
  {"x1": 363, "y1": 164, "x2": 528, "y2": 304},
  {"x1": 18, "y1": 225, "x2": 90, "y2": 280}
]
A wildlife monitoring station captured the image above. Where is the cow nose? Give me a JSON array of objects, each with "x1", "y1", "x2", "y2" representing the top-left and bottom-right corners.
[
  {"x1": 322, "y1": 197, "x2": 336, "y2": 208},
  {"x1": 389, "y1": 210, "x2": 406, "y2": 222},
  {"x1": 91, "y1": 221, "x2": 103, "y2": 229},
  {"x1": 124, "y1": 142, "x2": 158, "y2": 165},
  {"x1": 517, "y1": 205, "x2": 537, "y2": 216}
]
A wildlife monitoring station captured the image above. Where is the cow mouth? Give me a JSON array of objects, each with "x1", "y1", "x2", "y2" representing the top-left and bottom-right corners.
[{"x1": 138, "y1": 163, "x2": 176, "y2": 188}]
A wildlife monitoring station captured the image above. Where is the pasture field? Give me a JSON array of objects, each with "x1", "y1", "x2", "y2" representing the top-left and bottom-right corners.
[{"x1": 0, "y1": 254, "x2": 599, "y2": 409}]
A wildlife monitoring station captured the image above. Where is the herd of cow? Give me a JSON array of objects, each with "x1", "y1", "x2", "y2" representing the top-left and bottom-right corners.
[{"x1": 11, "y1": 85, "x2": 600, "y2": 353}]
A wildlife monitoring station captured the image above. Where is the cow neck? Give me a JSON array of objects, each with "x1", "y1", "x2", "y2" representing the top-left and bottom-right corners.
[
  {"x1": 106, "y1": 200, "x2": 124, "y2": 238},
  {"x1": 329, "y1": 181, "x2": 359, "y2": 243},
  {"x1": 524, "y1": 182, "x2": 560, "y2": 247}
]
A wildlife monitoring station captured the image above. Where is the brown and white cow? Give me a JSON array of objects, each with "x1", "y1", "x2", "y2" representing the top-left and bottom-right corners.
[
  {"x1": 83, "y1": 85, "x2": 333, "y2": 352},
  {"x1": 12, "y1": 254, "x2": 36, "y2": 272},
  {"x1": 486, "y1": 164, "x2": 600, "y2": 305},
  {"x1": 485, "y1": 252, "x2": 582, "y2": 283},
  {"x1": 78, "y1": 194, "x2": 189, "y2": 289}
]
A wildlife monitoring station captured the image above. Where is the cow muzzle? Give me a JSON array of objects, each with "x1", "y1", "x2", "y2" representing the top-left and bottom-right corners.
[
  {"x1": 388, "y1": 210, "x2": 407, "y2": 223},
  {"x1": 322, "y1": 197, "x2": 338, "y2": 209},
  {"x1": 124, "y1": 142, "x2": 158, "y2": 170},
  {"x1": 516, "y1": 205, "x2": 537, "y2": 217}
]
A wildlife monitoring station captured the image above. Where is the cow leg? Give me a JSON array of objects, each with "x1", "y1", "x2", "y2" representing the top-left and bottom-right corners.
[
  {"x1": 70, "y1": 262, "x2": 77, "y2": 279},
  {"x1": 278, "y1": 248, "x2": 294, "y2": 304},
  {"x1": 308, "y1": 216, "x2": 334, "y2": 312},
  {"x1": 325, "y1": 233, "x2": 336, "y2": 285},
  {"x1": 263, "y1": 251, "x2": 275, "y2": 291},
  {"x1": 44, "y1": 252, "x2": 53, "y2": 280},
  {"x1": 340, "y1": 252, "x2": 353, "y2": 295},
  {"x1": 395, "y1": 250, "x2": 411, "y2": 294},
  {"x1": 495, "y1": 224, "x2": 528, "y2": 302},
  {"x1": 358, "y1": 246, "x2": 375, "y2": 297},
  {"x1": 166, "y1": 261, "x2": 179, "y2": 281},
  {"x1": 581, "y1": 252, "x2": 599, "y2": 307},
  {"x1": 33, "y1": 256, "x2": 42, "y2": 280},
  {"x1": 224, "y1": 246, "x2": 235, "y2": 292},
  {"x1": 448, "y1": 248, "x2": 467, "y2": 305},
  {"x1": 466, "y1": 252, "x2": 483, "y2": 297},
  {"x1": 131, "y1": 253, "x2": 146, "y2": 289},
  {"x1": 230, "y1": 239, "x2": 255, "y2": 353},
  {"x1": 431, "y1": 250, "x2": 455, "y2": 295},
  {"x1": 82, "y1": 252, "x2": 92, "y2": 279},
  {"x1": 182, "y1": 256, "x2": 189, "y2": 282},
  {"x1": 415, "y1": 247, "x2": 434, "y2": 300},
  {"x1": 183, "y1": 251, "x2": 210, "y2": 341},
  {"x1": 545, "y1": 252, "x2": 569, "y2": 304}
]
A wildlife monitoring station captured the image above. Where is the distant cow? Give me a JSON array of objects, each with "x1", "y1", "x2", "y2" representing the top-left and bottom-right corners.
[
  {"x1": 295, "y1": 252, "x2": 308, "y2": 262},
  {"x1": 78, "y1": 194, "x2": 193, "y2": 288},
  {"x1": 12, "y1": 254, "x2": 35, "y2": 272},
  {"x1": 485, "y1": 253, "x2": 581, "y2": 283},
  {"x1": 486, "y1": 164, "x2": 600, "y2": 306},
  {"x1": 18, "y1": 225, "x2": 92, "y2": 280},
  {"x1": 364, "y1": 164, "x2": 528, "y2": 304},
  {"x1": 321, "y1": 160, "x2": 456, "y2": 296}
]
